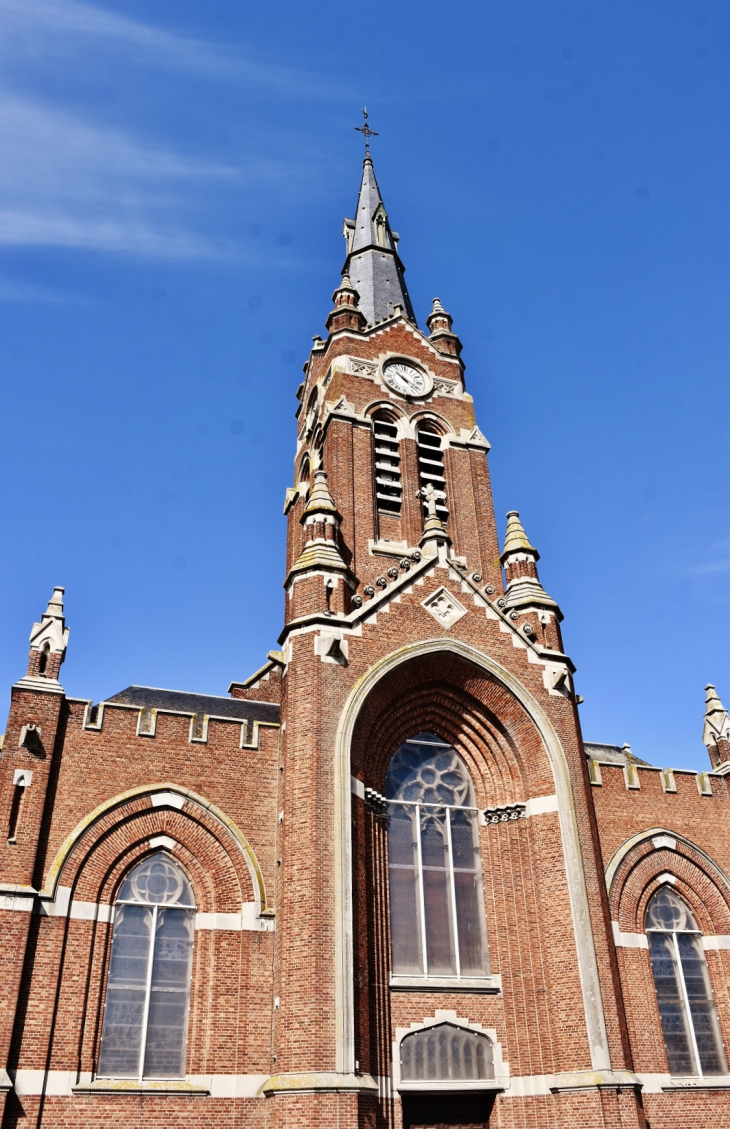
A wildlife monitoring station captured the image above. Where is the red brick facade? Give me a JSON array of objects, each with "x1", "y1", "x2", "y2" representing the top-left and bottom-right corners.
[{"x1": 1, "y1": 156, "x2": 729, "y2": 1128}]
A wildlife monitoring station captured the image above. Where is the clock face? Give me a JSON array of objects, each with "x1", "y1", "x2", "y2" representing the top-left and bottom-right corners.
[{"x1": 383, "y1": 361, "x2": 428, "y2": 397}]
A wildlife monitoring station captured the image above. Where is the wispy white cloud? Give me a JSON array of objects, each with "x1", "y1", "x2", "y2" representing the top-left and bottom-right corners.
[
  {"x1": 0, "y1": 0, "x2": 343, "y2": 257},
  {"x1": 0, "y1": 95, "x2": 244, "y2": 256},
  {"x1": 692, "y1": 558, "x2": 730, "y2": 577},
  {"x1": 0, "y1": 0, "x2": 340, "y2": 95},
  {"x1": 689, "y1": 541, "x2": 730, "y2": 578},
  {"x1": 0, "y1": 278, "x2": 86, "y2": 302}
]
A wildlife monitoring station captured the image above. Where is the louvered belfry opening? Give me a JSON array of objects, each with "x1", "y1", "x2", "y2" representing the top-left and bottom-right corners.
[
  {"x1": 373, "y1": 414, "x2": 402, "y2": 515},
  {"x1": 417, "y1": 427, "x2": 448, "y2": 521}
]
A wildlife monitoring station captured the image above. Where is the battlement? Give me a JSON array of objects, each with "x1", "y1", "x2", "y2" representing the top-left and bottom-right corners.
[
  {"x1": 587, "y1": 757, "x2": 718, "y2": 798},
  {"x1": 67, "y1": 684, "x2": 280, "y2": 749}
]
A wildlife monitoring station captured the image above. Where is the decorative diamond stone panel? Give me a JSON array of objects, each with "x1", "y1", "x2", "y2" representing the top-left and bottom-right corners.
[{"x1": 421, "y1": 586, "x2": 467, "y2": 630}]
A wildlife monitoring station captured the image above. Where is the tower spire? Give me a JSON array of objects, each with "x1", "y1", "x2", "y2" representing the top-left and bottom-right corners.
[{"x1": 341, "y1": 148, "x2": 415, "y2": 328}]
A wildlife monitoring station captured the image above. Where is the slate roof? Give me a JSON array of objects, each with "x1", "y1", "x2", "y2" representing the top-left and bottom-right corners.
[
  {"x1": 107, "y1": 685, "x2": 279, "y2": 725},
  {"x1": 584, "y1": 741, "x2": 652, "y2": 767},
  {"x1": 342, "y1": 154, "x2": 415, "y2": 327}
]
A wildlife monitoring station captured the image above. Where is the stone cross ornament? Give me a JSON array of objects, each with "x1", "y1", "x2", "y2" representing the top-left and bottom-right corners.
[{"x1": 416, "y1": 481, "x2": 447, "y2": 519}]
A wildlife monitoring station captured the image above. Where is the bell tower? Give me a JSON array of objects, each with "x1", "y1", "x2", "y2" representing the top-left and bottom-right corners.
[{"x1": 269, "y1": 149, "x2": 646, "y2": 1129}]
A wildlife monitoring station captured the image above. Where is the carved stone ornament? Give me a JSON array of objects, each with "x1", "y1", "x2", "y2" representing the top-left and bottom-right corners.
[
  {"x1": 421, "y1": 586, "x2": 468, "y2": 630},
  {"x1": 349, "y1": 358, "x2": 378, "y2": 377}
]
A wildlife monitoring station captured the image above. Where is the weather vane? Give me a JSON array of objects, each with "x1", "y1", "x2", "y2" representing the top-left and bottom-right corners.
[{"x1": 355, "y1": 107, "x2": 378, "y2": 153}]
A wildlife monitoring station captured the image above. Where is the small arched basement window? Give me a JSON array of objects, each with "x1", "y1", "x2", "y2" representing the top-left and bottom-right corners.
[
  {"x1": 386, "y1": 732, "x2": 488, "y2": 979},
  {"x1": 646, "y1": 886, "x2": 727, "y2": 1077},
  {"x1": 97, "y1": 854, "x2": 196, "y2": 1080},
  {"x1": 372, "y1": 412, "x2": 402, "y2": 515},
  {"x1": 400, "y1": 1023, "x2": 494, "y2": 1085},
  {"x1": 416, "y1": 426, "x2": 447, "y2": 521}
]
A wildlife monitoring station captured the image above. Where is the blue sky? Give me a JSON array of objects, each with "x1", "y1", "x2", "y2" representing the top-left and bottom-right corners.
[{"x1": 1, "y1": 0, "x2": 729, "y2": 772}]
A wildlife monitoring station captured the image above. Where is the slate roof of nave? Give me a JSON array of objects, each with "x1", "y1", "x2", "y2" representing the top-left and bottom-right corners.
[
  {"x1": 107, "y1": 688, "x2": 644, "y2": 764},
  {"x1": 583, "y1": 741, "x2": 652, "y2": 767},
  {"x1": 107, "y1": 685, "x2": 279, "y2": 724}
]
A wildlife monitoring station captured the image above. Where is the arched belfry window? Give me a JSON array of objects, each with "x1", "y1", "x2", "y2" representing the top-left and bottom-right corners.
[
  {"x1": 97, "y1": 854, "x2": 196, "y2": 1080},
  {"x1": 416, "y1": 426, "x2": 448, "y2": 522},
  {"x1": 646, "y1": 887, "x2": 727, "y2": 1077},
  {"x1": 386, "y1": 733, "x2": 488, "y2": 979},
  {"x1": 372, "y1": 412, "x2": 402, "y2": 515}
]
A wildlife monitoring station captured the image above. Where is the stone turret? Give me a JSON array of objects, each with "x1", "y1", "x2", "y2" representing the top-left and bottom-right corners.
[
  {"x1": 425, "y1": 297, "x2": 462, "y2": 357},
  {"x1": 15, "y1": 586, "x2": 69, "y2": 692},
  {"x1": 285, "y1": 469, "x2": 354, "y2": 618},
  {"x1": 703, "y1": 684, "x2": 730, "y2": 770},
  {"x1": 501, "y1": 512, "x2": 563, "y2": 650},
  {"x1": 325, "y1": 274, "x2": 367, "y2": 335}
]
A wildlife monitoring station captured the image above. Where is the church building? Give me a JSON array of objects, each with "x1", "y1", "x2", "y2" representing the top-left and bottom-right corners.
[{"x1": 1, "y1": 148, "x2": 730, "y2": 1129}]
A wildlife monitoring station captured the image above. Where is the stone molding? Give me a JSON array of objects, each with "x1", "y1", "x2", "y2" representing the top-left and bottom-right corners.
[{"x1": 333, "y1": 638, "x2": 612, "y2": 1078}]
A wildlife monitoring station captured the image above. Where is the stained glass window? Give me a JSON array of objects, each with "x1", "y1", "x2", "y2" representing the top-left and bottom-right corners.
[
  {"x1": 646, "y1": 887, "x2": 727, "y2": 1077},
  {"x1": 386, "y1": 732, "x2": 488, "y2": 978},
  {"x1": 97, "y1": 854, "x2": 196, "y2": 1080},
  {"x1": 400, "y1": 1023, "x2": 494, "y2": 1083}
]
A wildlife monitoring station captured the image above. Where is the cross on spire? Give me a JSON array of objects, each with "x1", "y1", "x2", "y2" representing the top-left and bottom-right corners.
[{"x1": 355, "y1": 107, "x2": 378, "y2": 153}]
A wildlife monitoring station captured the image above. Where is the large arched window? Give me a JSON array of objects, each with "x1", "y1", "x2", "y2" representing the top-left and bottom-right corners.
[
  {"x1": 386, "y1": 732, "x2": 488, "y2": 979},
  {"x1": 646, "y1": 887, "x2": 727, "y2": 1077},
  {"x1": 97, "y1": 854, "x2": 196, "y2": 1080}
]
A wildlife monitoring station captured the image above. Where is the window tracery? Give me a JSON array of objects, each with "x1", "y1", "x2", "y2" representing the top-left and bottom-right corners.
[
  {"x1": 386, "y1": 732, "x2": 488, "y2": 979},
  {"x1": 400, "y1": 1023, "x2": 494, "y2": 1083},
  {"x1": 646, "y1": 886, "x2": 727, "y2": 1077},
  {"x1": 97, "y1": 854, "x2": 196, "y2": 1081}
]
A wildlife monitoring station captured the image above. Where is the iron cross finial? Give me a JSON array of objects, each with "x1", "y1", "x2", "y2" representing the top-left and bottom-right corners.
[{"x1": 355, "y1": 107, "x2": 378, "y2": 153}]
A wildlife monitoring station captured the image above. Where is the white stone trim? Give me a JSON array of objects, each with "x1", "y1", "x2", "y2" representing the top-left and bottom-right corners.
[
  {"x1": 195, "y1": 904, "x2": 275, "y2": 932},
  {"x1": 652, "y1": 835, "x2": 677, "y2": 851},
  {"x1": 636, "y1": 1072, "x2": 730, "y2": 1092},
  {"x1": 701, "y1": 935, "x2": 730, "y2": 951},
  {"x1": 10, "y1": 1070, "x2": 269, "y2": 1097},
  {"x1": 524, "y1": 794, "x2": 559, "y2": 816},
  {"x1": 151, "y1": 791, "x2": 185, "y2": 810},
  {"x1": 0, "y1": 890, "x2": 272, "y2": 931},
  {"x1": 333, "y1": 638, "x2": 612, "y2": 1076},
  {"x1": 612, "y1": 922, "x2": 648, "y2": 949},
  {"x1": 511, "y1": 1069, "x2": 641, "y2": 1094},
  {"x1": 0, "y1": 894, "x2": 34, "y2": 913},
  {"x1": 149, "y1": 835, "x2": 176, "y2": 851}
]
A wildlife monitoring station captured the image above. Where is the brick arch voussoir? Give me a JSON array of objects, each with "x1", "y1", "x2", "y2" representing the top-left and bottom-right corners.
[
  {"x1": 612, "y1": 838, "x2": 730, "y2": 936},
  {"x1": 98, "y1": 812, "x2": 248, "y2": 914},
  {"x1": 358, "y1": 688, "x2": 522, "y2": 807},
  {"x1": 351, "y1": 652, "x2": 554, "y2": 805},
  {"x1": 44, "y1": 788, "x2": 266, "y2": 915}
]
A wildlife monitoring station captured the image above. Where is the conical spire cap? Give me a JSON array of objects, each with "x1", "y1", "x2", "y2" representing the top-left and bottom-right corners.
[
  {"x1": 501, "y1": 511, "x2": 539, "y2": 561},
  {"x1": 301, "y1": 469, "x2": 340, "y2": 520},
  {"x1": 342, "y1": 153, "x2": 415, "y2": 327},
  {"x1": 705, "y1": 684, "x2": 726, "y2": 716},
  {"x1": 44, "y1": 587, "x2": 65, "y2": 621},
  {"x1": 703, "y1": 683, "x2": 730, "y2": 748}
]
